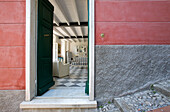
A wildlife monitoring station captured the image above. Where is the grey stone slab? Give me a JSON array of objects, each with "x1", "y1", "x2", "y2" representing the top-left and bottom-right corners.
[
  {"x1": 0, "y1": 90, "x2": 25, "y2": 112},
  {"x1": 113, "y1": 98, "x2": 135, "y2": 112},
  {"x1": 97, "y1": 103, "x2": 121, "y2": 112},
  {"x1": 154, "y1": 83, "x2": 170, "y2": 97},
  {"x1": 95, "y1": 45, "x2": 170, "y2": 103},
  {"x1": 21, "y1": 108, "x2": 97, "y2": 112}
]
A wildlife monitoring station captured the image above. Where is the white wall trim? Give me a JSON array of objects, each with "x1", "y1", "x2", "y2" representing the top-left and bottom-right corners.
[
  {"x1": 25, "y1": 0, "x2": 95, "y2": 101},
  {"x1": 25, "y1": 0, "x2": 37, "y2": 101},
  {"x1": 25, "y1": 0, "x2": 31, "y2": 101},
  {"x1": 89, "y1": 0, "x2": 95, "y2": 101}
]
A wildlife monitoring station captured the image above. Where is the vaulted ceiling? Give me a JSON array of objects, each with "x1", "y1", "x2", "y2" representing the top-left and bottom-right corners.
[{"x1": 49, "y1": 0, "x2": 88, "y2": 42}]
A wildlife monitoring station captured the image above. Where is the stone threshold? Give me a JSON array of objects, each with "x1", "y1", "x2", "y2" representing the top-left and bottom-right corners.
[
  {"x1": 20, "y1": 98, "x2": 97, "y2": 109},
  {"x1": 35, "y1": 96, "x2": 89, "y2": 99}
]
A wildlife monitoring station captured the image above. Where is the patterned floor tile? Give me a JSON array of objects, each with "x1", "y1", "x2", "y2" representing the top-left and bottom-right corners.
[{"x1": 54, "y1": 65, "x2": 88, "y2": 87}]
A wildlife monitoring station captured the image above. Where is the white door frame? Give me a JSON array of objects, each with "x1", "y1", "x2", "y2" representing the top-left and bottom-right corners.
[{"x1": 25, "y1": 0, "x2": 95, "y2": 101}]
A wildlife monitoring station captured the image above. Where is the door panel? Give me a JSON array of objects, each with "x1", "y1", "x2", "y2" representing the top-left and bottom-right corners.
[
  {"x1": 37, "y1": 0, "x2": 54, "y2": 96},
  {"x1": 85, "y1": 0, "x2": 89, "y2": 95}
]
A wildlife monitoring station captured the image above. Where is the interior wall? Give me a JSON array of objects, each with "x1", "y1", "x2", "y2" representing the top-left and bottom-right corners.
[
  {"x1": 53, "y1": 35, "x2": 61, "y2": 62},
  {"x1": 61, "y1": 40, "x2": 66, "y2": 63},
  {"x1": 53, "y1": 36, "x2": 71, "y2": 63},
  {"x1": 66, "y1": 41, "x2": 70, "y2": 52},
  {"x1": 70, "y1": 40, "x2": 88, "y2": 57},
  {"x1": 53, "y1": 35, "x2": 61, "y2": 75},
  {"x1": 53, "y1": 38, "x2": 89, "y2": 64},
  {"x1": 55, "y1": 35, "x2": 61, "y2": 44}
]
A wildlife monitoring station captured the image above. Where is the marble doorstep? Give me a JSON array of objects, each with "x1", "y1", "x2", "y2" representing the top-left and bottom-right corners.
[
  {"x1": 20, "y1": 98, "x2": 97, "y2": 109},
  {"x1": 37, "y1": 87, "x2": 88, "y2": 98}
]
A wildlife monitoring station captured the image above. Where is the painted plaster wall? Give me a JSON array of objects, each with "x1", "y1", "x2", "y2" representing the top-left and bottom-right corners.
[
  {"x1": 0, "y1": 0, "x2": 25, "y2": 90},
  {"x1": 0, "y1": 0, "x2": 169, "y2": 105},
  {"x1": 61, "y1": 40, "x2": 67, "y2": 63},
  {"x1": 53, "y1": 35, "x2": 61, "y2": 61},
  {"x1": 95, "y1": 0, "x2": 170, "y2": 103},
  {"x1": 95, "y1": 0, "x2": 170, "y2": 45},
  {"x1": 70, "y1": 41, "x2": 88, "y2": 57},
  {"x1": 0, "y1": 1, "x2": 25, "y2": 112}
]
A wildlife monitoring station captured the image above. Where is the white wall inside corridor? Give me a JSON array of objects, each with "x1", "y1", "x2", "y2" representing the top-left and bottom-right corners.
[
  {"x1": 53, "y1": 35, "x2": 88, "y2": 62},
  {"x1": 70, "y1": 39, "x2": 88, "y2": 57}
]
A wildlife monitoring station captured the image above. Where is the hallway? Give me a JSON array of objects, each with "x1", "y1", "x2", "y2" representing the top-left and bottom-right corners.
[
  {"x1": 38, "y1": 65, "x2": 88, "y2": 98},
  {"x1": 54, "y1": 66, "x2": 88, "y2": 87}
]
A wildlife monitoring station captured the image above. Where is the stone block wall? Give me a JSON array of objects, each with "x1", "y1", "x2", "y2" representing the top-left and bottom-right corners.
[
  {"x1": 95, "y1": 45, "x2": 170, "y2": 103},
  {"x1": 0, "y1": 90, "x2": 25, "y2": 112}
]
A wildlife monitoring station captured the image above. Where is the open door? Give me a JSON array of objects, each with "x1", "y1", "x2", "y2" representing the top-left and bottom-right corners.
[
  {"x1": 37, "y1": 0, "x2": 54, "y2": 96},
  {"x1": 85, "y1": 0, "x2": 89, "y2": 95}
]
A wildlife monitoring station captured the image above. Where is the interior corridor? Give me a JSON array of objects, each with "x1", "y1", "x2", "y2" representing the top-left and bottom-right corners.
[
  {"x1": 38, "y1": 65, "x2": 88, "y2": 98},
  {"x1": 37, "y1": 0, "x2": 89, "y2": 98},
  {"x1": 54, "y1": 66, "x2": 88, "y2": 87}
]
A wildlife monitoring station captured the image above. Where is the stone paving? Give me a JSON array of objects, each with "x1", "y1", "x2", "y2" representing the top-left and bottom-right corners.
[
  {"x1": 120, "y1": 90, "x2": 170, "y2": 112},
  {"x1": 98, "y1": 80, "x2": 170, "y2": 112},
  {"x1": 98, "y1": 90, "x2": 170, "y2": 112},
  {"x1": 98, "y1": 102, "x2": 120, "y2": 112}
]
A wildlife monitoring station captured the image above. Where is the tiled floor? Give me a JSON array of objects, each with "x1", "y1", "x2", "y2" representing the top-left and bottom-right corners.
[
  {"x1": 39, "y1": 65, "x2": 88, "y2": 98},
  {"x1": 53, "y1": 66, "x2": 88, "y2": 87}
]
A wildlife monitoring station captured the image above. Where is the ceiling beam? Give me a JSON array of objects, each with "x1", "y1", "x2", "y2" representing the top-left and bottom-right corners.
[
  {"x1": 53, "y1": 15, "x2": 60, "y2": 26},
  {"x1": 79, "y1": 27, "x2": 83, "y2": 38},
  {"x1": 69, "y1": 27, "x2": 77, "y2": 37},
  {"x1": 53, "y1": 22, "x2": 88, "y2": 27},
  {"x1": 59, "y1": 36, "x2": 88, "y2": 39},
  {"x1": 70, "y1": 39, "x2": 76, "y2": 43},
  {"x1": 72, "y1": 0, "x2": 80, "y2": 25},
  {"x1": 54, "y1": 34, "x2": 72, "y2": 43},
  {"x1": 86, "y1": 0, "x2": 88, "y2": 11},
  {"x1": 60, "y1": 27, "x2": 71, "y2": 37},
  {"x1": 54, "y1": 28, "x2": 65, "y2": 37},
  {"x1": 54, "y1": 28, "x2": 74, "y2": 43},
  {"x1": 69, "y1": 27, "x2": 81, "y2": 42},
  {"x1": 60, "y1": 27, "x2": 77, "y2": 43},
  {"x1": 54, "y1": 0, "x2": 70, "y2": 25}
]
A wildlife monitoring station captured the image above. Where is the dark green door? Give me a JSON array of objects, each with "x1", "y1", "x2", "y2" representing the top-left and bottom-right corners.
[
  {"x1": 37, "y1": 0, "x2": 54, "y2": 96},
  {"x1": 85, "y1": 0, "x2": 89, "y2": 95}
]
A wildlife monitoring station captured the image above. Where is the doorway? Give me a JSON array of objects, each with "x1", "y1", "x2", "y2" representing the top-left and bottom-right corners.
[
  {"x1": 25, "y1": 0, "x2": 94, "y2": 101},
  {"x1": 36, "y1": 0, "x2": 89, "y2": 98}
]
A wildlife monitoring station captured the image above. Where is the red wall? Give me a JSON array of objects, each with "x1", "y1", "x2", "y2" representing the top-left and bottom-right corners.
[
  {"x1": 0, "y1": 0, "x2": 25, "y2": 90},
  {"x1": 0, "y1": 0, "x2": 170, "y2": 90},
  {"x1": 95, "y1": 0, "x2": 170, "y2": 45}
]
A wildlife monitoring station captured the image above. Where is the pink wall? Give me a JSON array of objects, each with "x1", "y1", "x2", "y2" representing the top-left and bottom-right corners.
[
  {"x1": 95, "y1": 0, "x2": 170, "y2": 45},
  {"x1": 0, "y1": 0, "x2": 170, "y2": 90},
  {"x1": 0, "y1": 0, "x2": 25, "y2": 90}
]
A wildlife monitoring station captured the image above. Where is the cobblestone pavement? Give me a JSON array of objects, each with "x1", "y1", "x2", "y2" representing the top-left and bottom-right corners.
[
  {"x1": 98, "y1": 90, "x2": 170, "y2": 112},
  {"x1": 98, "y1": 102, "x2": 120, "y2": 112},
  {"x1": 121, "y1": 90, "x2": 170, "y2": 112}
]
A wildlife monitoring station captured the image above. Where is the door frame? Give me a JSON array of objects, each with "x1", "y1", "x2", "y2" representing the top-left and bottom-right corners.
[{"x1": 25, "y1": 0, "x2": 95, "y2": 101}]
